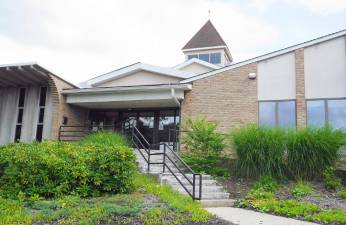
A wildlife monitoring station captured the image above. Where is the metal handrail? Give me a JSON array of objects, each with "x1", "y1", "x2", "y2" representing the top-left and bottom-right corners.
[{"x1": 123, "y1": 119, "x2": 202, "y2": 200}]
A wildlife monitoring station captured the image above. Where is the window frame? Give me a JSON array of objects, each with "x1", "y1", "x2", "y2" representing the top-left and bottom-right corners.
[
  {"x1": 306, "y1": 97, "x2": 346, "y2": 129},
  {"x1": 187, "y1": 52, "x2": 222, "y2": 64},
  {"x1": 258, "y1": 99, "x2": 297, "y2": 128}
]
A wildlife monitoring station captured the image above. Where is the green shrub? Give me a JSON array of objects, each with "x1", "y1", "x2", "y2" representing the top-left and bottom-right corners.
[
  {"x1": 311, "y1": 209, "x2": 346, "y2": 224},
  {"x1": 183, "y1": 118, "x2": 225, "y2": 155},
  {"x1": 230, "y1": 125, "x2": 287, "y2": 178},
  {"x1": 180, "y1": 153, "x2": 232, "y2": 177},
  {"x1": 323, "y1": 167, "x2": 342, "y2": 190},
  {"x1": 252, "y1": 176, "x2": 279, "y2": 193},
  {"x1": 291, "y1": 181, "x2": 313, "y2": 198},
  {"x1": 0, "y1": 132, "x2": 136, "y2": 198},
  {"x1": 286, "y1": 126, "x2": 345, "y2": 180},
  {"x1": 338, "y1": 189, "x2": 346, "y2": 199}
]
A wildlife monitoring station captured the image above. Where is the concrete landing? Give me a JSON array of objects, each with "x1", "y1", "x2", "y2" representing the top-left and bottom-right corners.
[{"x1": 206, "y1": 207, "x2": 318, "y2": 225}]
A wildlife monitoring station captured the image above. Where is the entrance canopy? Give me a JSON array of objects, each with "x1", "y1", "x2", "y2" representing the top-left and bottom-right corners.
[
  {"x1": 0, "y1": 62, "x2": 51, "y2": 87},
  {"x1": 62, "y1": 84, "x2": 192, "y2": 109}
]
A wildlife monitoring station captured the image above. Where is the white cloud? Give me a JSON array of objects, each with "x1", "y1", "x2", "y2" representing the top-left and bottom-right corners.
[
  {"x1": 250, "y1": 0, "x2": 346, "y2": 15},
  {"x1": 0, "y1": 0, "x2": 278, "y2": 83}
]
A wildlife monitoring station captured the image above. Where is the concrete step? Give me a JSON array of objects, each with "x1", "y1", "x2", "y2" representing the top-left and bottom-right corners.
[
  {"x1": 176, "y1": 189, "x2": 229, "y2": 199},
  {"x1": 199, "y1": 199, "x2": 236, "y2": 208}
]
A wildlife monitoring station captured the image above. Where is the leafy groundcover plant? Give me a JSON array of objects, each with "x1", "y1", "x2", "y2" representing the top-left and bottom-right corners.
[
  {"x1": 0, "y1": 132, "x2": 137, "y2": 198},
  {"x1": 237, "y1": 176, "x2": 346, "y2": 224}
]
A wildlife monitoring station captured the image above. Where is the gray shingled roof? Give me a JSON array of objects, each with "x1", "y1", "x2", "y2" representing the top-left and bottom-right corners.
[{"x1": 182, "y1": 20, "x2": 227, "y2": 50}]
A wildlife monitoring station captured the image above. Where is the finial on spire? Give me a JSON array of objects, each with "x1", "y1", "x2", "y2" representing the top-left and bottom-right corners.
[{"x1": 208, "y1": 9, "x2": 211, "y2": 20}]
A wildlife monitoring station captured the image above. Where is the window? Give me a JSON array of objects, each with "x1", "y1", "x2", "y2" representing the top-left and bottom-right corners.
[
  {"x1": 307, "y1": 99, "x2": 346, "y2": 130},
  {"x1": 259, "y1": 102, "x2": 276, "y2": 127},
  {"x1": 328, "y1": 99, "x2": 346, "y2": 130},
  {"x1": 36, "y1": 87, "x2": 48, "y2": 141},
  {"x1": 15, "y1": 88, "x2": 26, "y2": 142},
  {"x1": 198, "y1": 54, "x2": 209, "y2": 62},
  {"x1": 187, "y1": 52, "x2": 222, "y2": 64},
  {"x1": 188, "y1": 55, "x2": 198, "y2": 60},
  {"x1": 210, "y1": 53, "x2": 221, "y2": 64},
  {"x1": 307, "y1": 100, "x2": 325, "y2": 127},
  {"x1": 259, "y1": 100, "x2": 296, "y2": 128}
]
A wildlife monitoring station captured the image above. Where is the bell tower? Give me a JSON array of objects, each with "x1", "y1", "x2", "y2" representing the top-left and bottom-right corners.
[{"x1": 182, "y1": 20, "x2": 232, "y2": 66}]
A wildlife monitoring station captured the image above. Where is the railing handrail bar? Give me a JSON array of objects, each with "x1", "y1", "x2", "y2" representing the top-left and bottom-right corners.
[
  {"x1": 164, "y1": 154, "x2": 194, "y2": 186},
  {"x1": 163, "y1": 143, "x2": 197, "y2": 174},
  {"x1": 164, "y1": 164, "x2": 194, "y2": 197},
  {"x1": 132, "y1": 126, "x2": 150, "y2": 147},
  {"x1": 132, "y1": 135, "x2": 150, "y2": 154}
]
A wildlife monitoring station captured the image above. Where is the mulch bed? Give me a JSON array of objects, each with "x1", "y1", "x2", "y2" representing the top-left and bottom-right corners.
[{"x1": 221, "y1": 177, "x2": 346, "y2": 212}]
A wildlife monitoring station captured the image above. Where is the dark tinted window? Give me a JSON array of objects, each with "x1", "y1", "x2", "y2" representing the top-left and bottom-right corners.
[
  {"x1": 39, "y1": 87, "x2": 47, "y2": 106},
  {"x1": 38, "y1": 108, "x2": 45, "y2": 123},
  {"x1": 17, "y1": 108, "x2": 24, "y2": 123},
  {"x1": 18, "y1": 88, "x2": 26, "y2": 107},
  {"x1": 36, "y1": 125, "x2": 43, "y2": 141},
  {"x1": 14, "y1": 125, "x2": 22, "y2": 142}
]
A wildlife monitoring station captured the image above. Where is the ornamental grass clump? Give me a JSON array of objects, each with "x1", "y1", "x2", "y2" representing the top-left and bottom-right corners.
[
  {"x1": 0, "y1": 132, "x2": 136, "y2": 199},
  {"x1": 286, "y1": 126, "x2": 345, "y2": 180},
  {"x1": 230, "y1": 125, "x2": 287, "y2": 178}
]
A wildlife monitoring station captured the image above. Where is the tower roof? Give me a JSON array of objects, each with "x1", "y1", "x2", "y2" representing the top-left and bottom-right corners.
[{"x1": 182, "y1": 20, "x2": 227, "y2": 50}]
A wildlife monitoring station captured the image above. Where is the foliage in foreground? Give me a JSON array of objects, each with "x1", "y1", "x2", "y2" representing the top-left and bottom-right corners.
[
  {"x1": 0, "y1": 194, "x2": 142, "y2": 225},
  {"x1": 0, "y1": 132, "x2": 136, "y2": 199},
  {"x1": 286, "y1": 127, "x2": 345, "y2": 179},
  {"x1": 237, "y1": 176, "x2": 346, "y2": 225},
  {"x1": 134, "y1": 173, "x2": 212, "y2": 223},
  {"x1": 181, "y1": 153, "x2": 232, "y2": 178},
  {"x1": 182, "y1": 117, "x2": 225, "y2": 155},
  {"x1": 291, "y1": 181, "x2": 313, "y2": 198},
  {"x1": 323, "y1": 167, "x2": 342, "y2": 190},
  {"x1": 230, "y1": 125, "x2": 287, "y2": 178},
  {"x1": 230, "y1": 125, "x2": 346, "y2": 179}
]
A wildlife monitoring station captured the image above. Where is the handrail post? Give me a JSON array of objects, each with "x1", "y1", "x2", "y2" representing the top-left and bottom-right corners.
[
  {"x1": 147, "y1": 146, "x2": 151, "y2": 172},
  {"x1": 199, "y1": 174, "x2": 202, "y2": 200},
  {"x1": 58, "y1": 126, "x2": 61, "y2": 141},
  {"x1": 163, "y1": 144, "x2": 166, "y2": 173},
  {"x1": 192, "y1": 174, "x2": 196, "y2": 200}
]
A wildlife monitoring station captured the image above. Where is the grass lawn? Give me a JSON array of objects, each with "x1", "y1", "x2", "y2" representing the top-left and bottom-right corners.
[{"x1": 0, "y1": 173, "x2": 229, "y2": 225}]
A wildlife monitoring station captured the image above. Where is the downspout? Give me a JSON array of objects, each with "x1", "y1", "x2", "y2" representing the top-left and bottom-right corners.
[{"x1": 170, "y1": 87, "x2": 181, "y2": 107}]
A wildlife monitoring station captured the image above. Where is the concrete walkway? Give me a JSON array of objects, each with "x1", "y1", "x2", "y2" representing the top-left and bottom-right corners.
[{"x1": 206, "y1": 207, "x2": 318, "y2": 225}]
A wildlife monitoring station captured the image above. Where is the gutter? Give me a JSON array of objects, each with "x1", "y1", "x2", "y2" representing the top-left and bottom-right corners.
[{"x1": 170, "y1": 87, "x2": 181, "y2": 107}]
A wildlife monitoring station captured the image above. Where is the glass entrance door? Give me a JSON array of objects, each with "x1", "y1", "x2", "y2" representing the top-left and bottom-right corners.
[{"x1": 89, "y1": 109, "x2": 180, "y2": 150}]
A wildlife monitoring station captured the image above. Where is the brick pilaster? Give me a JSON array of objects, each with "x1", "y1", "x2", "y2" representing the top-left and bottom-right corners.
[{"x1": 295, "y1": 48, "x2": 306, "y2": 127}]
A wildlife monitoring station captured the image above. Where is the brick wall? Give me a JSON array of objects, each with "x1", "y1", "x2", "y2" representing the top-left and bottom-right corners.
[
  {"x1": 180, "y1": 63, "x2": 258, "y2": 156},
  {"x1": 295, "y1": 48, "x2": 307, "y2": 127},
  {"x1": 48, "y1": 75, "x2": 88, "y2": 139}
]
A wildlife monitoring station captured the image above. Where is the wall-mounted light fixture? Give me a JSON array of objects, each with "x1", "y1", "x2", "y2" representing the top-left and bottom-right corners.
[{"x1": 248, "y1": 72, "x2": 257, "y2": 79}]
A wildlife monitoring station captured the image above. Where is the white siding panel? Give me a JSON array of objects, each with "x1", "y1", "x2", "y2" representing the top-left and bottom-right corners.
[
  {"x1": 0, "y1": 87, "x2": 18, "y2": 145},
  {"x1": 258, "y1": 52, "x2": 296, "y2": 100},
  {"x1": 305, "y1": 37, "x2": 346, "y2": 99}
]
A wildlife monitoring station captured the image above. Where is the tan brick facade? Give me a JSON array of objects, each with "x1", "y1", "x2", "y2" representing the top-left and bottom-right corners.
[
  {"x1": 180, "y1": 63, "x2": 258, "y2": 156},
  {"x1": 295, "y1": 48, "x2": 307, "y2": 127},
  {"x1": 48, "y1": 75, "x2": 88, "y2": 139}
]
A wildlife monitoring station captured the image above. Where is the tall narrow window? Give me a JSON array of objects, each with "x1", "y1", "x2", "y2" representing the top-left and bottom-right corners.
[
  {"x1": 14, "y1": 88, "x2": 26, "y2": 142},
  {"x1": 36, "y1": 87, "x2": 47, "y2": 141}
]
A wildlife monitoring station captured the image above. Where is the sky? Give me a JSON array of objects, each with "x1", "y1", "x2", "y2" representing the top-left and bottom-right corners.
[{"x1": 0, "y1": 0, "x2": 345, "y2": 84}]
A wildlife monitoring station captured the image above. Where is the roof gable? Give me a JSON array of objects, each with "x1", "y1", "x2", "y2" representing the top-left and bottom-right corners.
[
  {"x1": 182, "y1": 20, "x2": 227, "y2": 50},
  {"x1": 173, "y1": 58, "x2": 220, "y2": 70},
  {"x1": 80, "y1": 62, "x2": 194, "y2": 88},
  {"x1": 181, "y1": 29, "x2": 346, "y2": 84}
]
